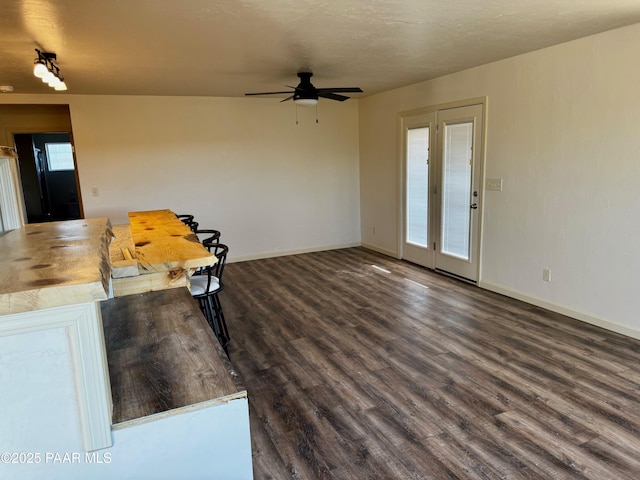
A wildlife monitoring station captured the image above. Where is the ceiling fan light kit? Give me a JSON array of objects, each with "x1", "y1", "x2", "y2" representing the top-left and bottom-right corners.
[{"x1": 293, "y1": 98, "x2": 318, "y2": 107}]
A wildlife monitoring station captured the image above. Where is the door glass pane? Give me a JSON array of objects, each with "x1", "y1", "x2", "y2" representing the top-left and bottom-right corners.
[
  {"x1": 441, "y1": 122, "x2": 473, "y2": 260},
  {"x1": 406, "y1": 127, "x2": 429, "y2": 247}
]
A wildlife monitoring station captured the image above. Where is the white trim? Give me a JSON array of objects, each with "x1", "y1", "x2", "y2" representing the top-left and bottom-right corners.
[
  {"x1": 360, "y1": 242, "x2": 401, "y2": 259},
  {"x1": 359, "y1": 247, "x2": 640, "y2": 341},
  {"x1": 112, "y1": 391, "x2": 247, "y2": 430},
  {"x1": 0, "y1": 302, "x2": 113, "y2": 451},
  {"x1": 68, "y1": 303, "x2": 114, "y2": 451},
  {"x1": 228, "y1": 241, "x2": 360, "y2": 263},
  {"x1": 0, "y1": 156, "x2": 24, "y2": 230},
  {"x1": 479, "y1": 280, "x2": 640, "y2": 341}
]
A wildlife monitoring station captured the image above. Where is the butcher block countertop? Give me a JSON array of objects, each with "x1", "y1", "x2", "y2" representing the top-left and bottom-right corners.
[
  {"x1": 0, "y1": 218, "x2": 112, "y2": 316},
  {"x1": 101, "y1": 287, "x2": 246, "y2": 426}
]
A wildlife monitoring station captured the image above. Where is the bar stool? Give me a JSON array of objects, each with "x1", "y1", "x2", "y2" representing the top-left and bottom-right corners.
[
  {"x1": 194, "y1": 229, "x2": 221, "y2": 247},
  {"x1": 190, "y1": 242, "x2": 230, "y2": 354},
  {"x1": 176, "y1": 214, "x2": 199, "y2": 232}
]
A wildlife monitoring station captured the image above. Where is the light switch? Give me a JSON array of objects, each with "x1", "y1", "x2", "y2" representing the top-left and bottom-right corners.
[
  {"x1": 486, "y1": 178, "x2": 503, "y2": 191},
  {"x1": 91, "y1": 187, "x2": 99, "y2": 197}
]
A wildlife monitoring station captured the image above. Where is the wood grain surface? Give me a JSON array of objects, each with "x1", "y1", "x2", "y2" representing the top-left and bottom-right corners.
[
  {"x1": 109, "y1": 223, "x2": 139, "y2": 278},
  {"x1": 101, "y1": 287, "x2": 245, "y2": 425},
  {"x1": 222, "y1": 247, "x2": 640, "y2": 480},
  {"x1": 128, "y1": 210, "x2": 216, "y2": 274},
  {"x1": 110, "y1": 270, "x2": 189, "y2": 297},
  {"x1": 0, "y1": 218, "x2": 112, "y2": 315}
]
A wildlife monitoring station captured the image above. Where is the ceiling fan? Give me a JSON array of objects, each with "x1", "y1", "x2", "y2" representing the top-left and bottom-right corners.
[{"x1": 245, "y1": 72, "x2": 363, "y2": 107}]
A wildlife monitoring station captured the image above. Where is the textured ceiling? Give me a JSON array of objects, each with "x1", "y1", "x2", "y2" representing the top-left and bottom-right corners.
[{"x1": 1, "y1": 0, "x2": 640, "y2": 99}]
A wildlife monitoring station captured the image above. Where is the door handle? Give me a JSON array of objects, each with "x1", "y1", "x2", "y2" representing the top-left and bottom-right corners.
[{"x1": 470, "y1": 203, "x2": 478, "y2": 209}]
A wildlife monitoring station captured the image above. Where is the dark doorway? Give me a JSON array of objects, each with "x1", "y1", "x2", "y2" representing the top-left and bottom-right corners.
[{"x1": 14, "y1": 132, "x2": 82, "y2": 223}]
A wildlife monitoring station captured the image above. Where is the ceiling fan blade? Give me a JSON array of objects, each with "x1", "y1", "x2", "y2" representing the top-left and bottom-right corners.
[
  {"x1": 245, "y1": 91, "x2": 294, "y2": 96},
  {"x1": 316, "y1": 87, "x2": 363, "y2": 93},
  {"x1": 318, "y1": 92, "x2": 350, "y2": 102},
  {"x1": 280, "y1": 96, "x2": 294, "y2": 102}
]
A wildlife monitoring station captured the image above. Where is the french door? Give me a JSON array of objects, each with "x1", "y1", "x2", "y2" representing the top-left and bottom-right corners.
[
  {"x1": 402, "y1": 112, "x2": 435, "y2": 268},
  {"x1": 401, "y1": 103, "x2": 484, "y2": 282}
]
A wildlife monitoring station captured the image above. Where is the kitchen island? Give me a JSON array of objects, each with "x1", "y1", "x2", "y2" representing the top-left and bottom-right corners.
[{"x1": 0, "y1": 216, "x2": 252, "y2": 480}]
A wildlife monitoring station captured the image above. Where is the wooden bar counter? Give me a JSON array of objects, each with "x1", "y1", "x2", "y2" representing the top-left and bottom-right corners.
[
  {"x1": 0, "y1": 217, "x2": 112, "y2": 315},
  {"x1": 109, "y1": 209, "x2": 216, "y2": 297}
]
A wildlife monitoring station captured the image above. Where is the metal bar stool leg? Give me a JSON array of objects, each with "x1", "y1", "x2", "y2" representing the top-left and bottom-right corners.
[
  {"x1": 213, "y1": 293, "x2": 230, "y2": 347},
  {"x1": 205, "y1": 296, "x2": 221, "y2": 338}
]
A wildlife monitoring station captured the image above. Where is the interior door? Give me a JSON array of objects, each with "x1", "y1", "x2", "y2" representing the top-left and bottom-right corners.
[
  {"x1": 401, "y1": 103, "x2": 484, "y2": 282},
  {"x1": 401, "y1": 112, "x2": 435, "y2": 268},
  {"x1": 13, "y1": 132, "x2": 81, "y2": 222},
  {"x1": 434, "y1": 104, "x2": 483, "y2": 281}
]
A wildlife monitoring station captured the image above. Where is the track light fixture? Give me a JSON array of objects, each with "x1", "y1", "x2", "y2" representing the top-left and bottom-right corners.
[{"x1": 33, "y1": 49, "x2": 67, "y2": 91}]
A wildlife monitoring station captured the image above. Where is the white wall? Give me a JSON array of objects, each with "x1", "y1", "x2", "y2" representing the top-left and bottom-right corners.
[
  {"x1": 359, "y1": 23, "x2": 640, "y2": 336},
  {"x1": 0, "y1": 95, "x2": 360, "y2": 262},
  {"x1": 1, "y1": 398, "x2": 253, "y2": 480}
]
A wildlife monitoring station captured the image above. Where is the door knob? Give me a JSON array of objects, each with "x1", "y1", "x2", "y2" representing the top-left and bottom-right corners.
[{"x1": 470, "y1": 203, "x2": 478, "y2": 209}]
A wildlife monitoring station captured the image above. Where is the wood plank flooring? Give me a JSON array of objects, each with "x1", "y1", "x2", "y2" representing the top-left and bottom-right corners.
[{"x1": 222, "y1": 247, "x2": 640, "y2": 479}]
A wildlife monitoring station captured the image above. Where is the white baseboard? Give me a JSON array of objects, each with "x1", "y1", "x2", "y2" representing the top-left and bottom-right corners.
[
  {"x1": 480, "y1": 281, "x2": 640, "y2": 341},
  {"x1": 360, "y1": 242, "x2": 401, "y2": 259},
  {"x1": 230, "y1": 244, "x2": 640, "y2": 342},
  {"x1": 228, "y1": 241, "x2": 361, "y2": 263}
]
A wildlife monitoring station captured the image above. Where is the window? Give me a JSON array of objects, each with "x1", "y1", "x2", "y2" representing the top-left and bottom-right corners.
[
  {"x1": 441, "y1": 121, "x2": 473, "y2": 260},
  {"x1": 406, "y1": 126, "x2": 429, "y2": 247},
  {"x1": 45, "y1": 142, "x2": 74, "y2": 171}
]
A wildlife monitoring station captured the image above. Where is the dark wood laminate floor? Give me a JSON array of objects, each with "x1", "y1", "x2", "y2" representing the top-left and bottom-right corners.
[{"x1": 222, "y1": 247, "x2": 640, "y2": 480}]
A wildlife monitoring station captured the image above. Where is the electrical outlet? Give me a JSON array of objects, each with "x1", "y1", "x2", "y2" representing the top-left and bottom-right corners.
[
  {"x1": 91, "y1": 187, "x2": 99, "y2": 197},
  {"x1": 486, "y1": 178, "x2": 503, "y2": 191},
  {"x1": 543, "y1": 269, "x2": 551, "y2": 282}
]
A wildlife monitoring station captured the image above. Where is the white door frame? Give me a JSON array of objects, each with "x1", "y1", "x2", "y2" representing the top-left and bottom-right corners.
[{"x1": 398, "y1": 97, "x2": 488, "y2": 282}]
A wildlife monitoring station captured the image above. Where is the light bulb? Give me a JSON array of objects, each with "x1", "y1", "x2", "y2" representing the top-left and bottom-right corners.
[
  {"x1": 47, "y1": 75, "x2": 61, "y2": 87},
  {"x1": 33, "y1": 61, "x2": 48, "y2": 78},
  {"x1": 42, "y1": 70, "x2": 55, "y2": 83},
  {"x1": 54, "y1": 81, "x2": 67, "y2": 91}
]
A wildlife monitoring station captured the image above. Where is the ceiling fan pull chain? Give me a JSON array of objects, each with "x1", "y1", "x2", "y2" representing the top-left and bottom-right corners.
[
  {"x1": 296, "y1": 105, "x2": 299, "y2": 125},
  {"x1": 316, "y1": 103, "x2": 319, "y2": 124}
]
